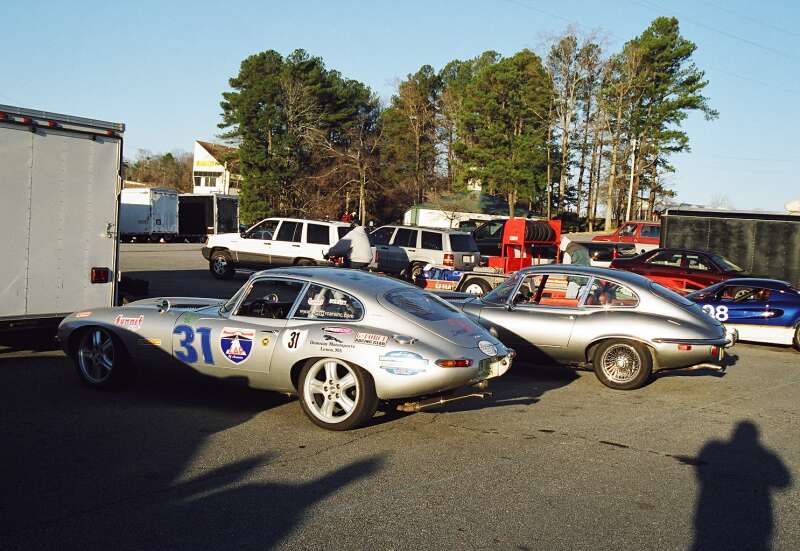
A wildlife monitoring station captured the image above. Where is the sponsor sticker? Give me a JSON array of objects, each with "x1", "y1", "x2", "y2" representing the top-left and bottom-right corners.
[
  {"x1": 355, "y1": 332, "x2": 388, "y2": 347},
  {"x1": 114, "y1": 314, "x2": 144, "y2": 331},
  {"x1": 220, "y1": 327, "x2": 255, "y2": 364},
  {"x1": 283, "y1": 329, "x2": 308, "y2": 351},
  {"x1": 307, "y1": 297, "x2": 325, "y2": 306},
  {"x1": 139, "y1": 337, "x2": 162, "y2": 346},
  {"x1": 75, "y1": 311, "x2": 92, "y2": 318},
  {"x1": 323, "y1": 326, "x2": 354, "y2": 334},
  {"x1": 261, "y1": 336, "x2": 271, "y2": 347},
  {"x1": 329, "y1": 298, "x2": 348, "y2": 306}
]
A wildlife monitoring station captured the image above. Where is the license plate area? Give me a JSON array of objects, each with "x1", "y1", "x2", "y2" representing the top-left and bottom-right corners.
[{"x1": 479, "y1": 356, "x2": 511, "y2": 379}]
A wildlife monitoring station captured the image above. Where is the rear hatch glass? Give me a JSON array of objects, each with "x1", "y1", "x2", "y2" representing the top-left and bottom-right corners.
[
  {"x1": 378, "y1": 287, "x2": 489, "y2": 347},
  {"x1": 449, "y1": 233, "x2": 479, "y2": 252}
]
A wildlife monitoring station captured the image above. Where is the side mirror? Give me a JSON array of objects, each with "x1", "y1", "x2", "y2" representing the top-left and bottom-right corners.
[{"x1": 506, "y1": 302, "x2": 515, "y2": 312}]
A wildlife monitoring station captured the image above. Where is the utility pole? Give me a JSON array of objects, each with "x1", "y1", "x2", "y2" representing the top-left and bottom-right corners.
[{"x1": 625, "y1": 138, "x2": 637, "y2": 222}]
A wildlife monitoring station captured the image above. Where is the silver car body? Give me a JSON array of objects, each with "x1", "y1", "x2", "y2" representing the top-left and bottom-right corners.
[
  {"x1": 459, "y1": 265, "x2": 734, "y2": 371},
  {"x1": 58, "y1": 268, "x2": 511, "y2": 400}
]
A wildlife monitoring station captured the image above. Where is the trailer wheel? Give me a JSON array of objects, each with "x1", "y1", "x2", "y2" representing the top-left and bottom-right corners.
[
  {"x1": 210, "y1": 250, "x2": 235, "y2": 279},
  {"x1": 462, "y1": 278, "x2": 491, "y2": 296},
  {"x1": 295, "y1": 258, "x2": 316, "y2": 267},
  {"x1": 407, "y1": 262, "x2": 426, "y2": 282}
]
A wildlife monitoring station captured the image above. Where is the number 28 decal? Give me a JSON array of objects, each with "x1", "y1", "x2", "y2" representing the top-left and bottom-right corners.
[{"x1": 701, "y1": 304, "x2": 729, "y2": 322}]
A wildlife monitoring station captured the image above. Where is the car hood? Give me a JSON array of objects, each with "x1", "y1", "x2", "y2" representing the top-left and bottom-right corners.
[{"x1": 124, "y1": 297, "x2": 226, "y2": 311}]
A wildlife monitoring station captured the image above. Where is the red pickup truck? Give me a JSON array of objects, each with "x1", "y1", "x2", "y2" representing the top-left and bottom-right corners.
[{"x1": 592, "y1": 221, "x2": 660, "y2": 253}]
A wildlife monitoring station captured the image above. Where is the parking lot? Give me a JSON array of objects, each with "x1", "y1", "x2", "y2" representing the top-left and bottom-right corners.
[{"x1": 1, "y1": 244, "x2": 798, "y2": 550}]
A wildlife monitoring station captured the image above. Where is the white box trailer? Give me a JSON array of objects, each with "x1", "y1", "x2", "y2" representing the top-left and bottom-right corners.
[
  {"x1": 403, "y1": 206, "x2": 509, "y2": 229},
  {"x1": 178, "y1": 193, "x2": 239, "y2": 241},
  {"x1": 120, "y1": 187, "x2": 179, "y2": 242},
  {"x1": 0, "y1": 105, "x2": 124, "y2": 330}
]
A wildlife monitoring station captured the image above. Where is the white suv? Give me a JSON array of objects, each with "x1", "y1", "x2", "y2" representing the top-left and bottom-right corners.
[
  {"x1": 203, "y1": 217, "x2": 352, "y2": 279},
  {"x1": 370, "y1": 225, "x2": 480, "y2": 280}
]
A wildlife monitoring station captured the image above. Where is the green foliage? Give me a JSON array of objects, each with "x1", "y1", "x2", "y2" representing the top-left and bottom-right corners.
[
  {"x1": 454, "y1": 50, "x2": 553, "y2": 215},
  {"x1": 219, "y1": 49, "x2": 377, "y2": 222},
  {"x1": 124, "y1": 150, "x2": 193, "y2": 192}
]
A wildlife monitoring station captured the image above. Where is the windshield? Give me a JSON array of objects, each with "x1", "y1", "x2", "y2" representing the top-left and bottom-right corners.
[
  {"x1": 220, "y1": 284, "x2": 247, "y2": 313},
  {"x1": 482, "y1": 272, "x2": 523, "y2": 305},
  {"x1": 711, "y1": 254, "x2": 743, "y2": 272}
]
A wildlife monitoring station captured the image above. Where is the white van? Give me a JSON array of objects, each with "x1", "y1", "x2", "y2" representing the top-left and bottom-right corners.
[{"x1": 203, "y1": 217, "x2": 351, "y2": 279}]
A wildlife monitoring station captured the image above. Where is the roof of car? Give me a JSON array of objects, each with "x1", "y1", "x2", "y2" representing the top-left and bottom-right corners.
[
  {"x1": 377, "y1": 224, "x2": 472, "y2": 234},
  {"x1": 263, "y1": 217, "x2": 350, "y2": 226},
  {"x1": 518, "y1": 264, "x2": 654, "y2": 288},
  {"x1": 711, "y1": 278, "x2": 794, "y2": 291},
  {"x1": 252, "y1": 267, "x2": 415, "y2": 296}
]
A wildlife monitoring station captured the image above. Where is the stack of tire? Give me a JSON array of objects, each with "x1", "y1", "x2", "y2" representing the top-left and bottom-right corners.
[{"x1": 525, "y1": 221, "x2": 556, "y2": 242}]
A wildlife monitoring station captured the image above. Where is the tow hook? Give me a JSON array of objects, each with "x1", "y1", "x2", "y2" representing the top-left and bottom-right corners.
[{"x1": 396, "y1": 380, "x2": 492, "y2": 413}]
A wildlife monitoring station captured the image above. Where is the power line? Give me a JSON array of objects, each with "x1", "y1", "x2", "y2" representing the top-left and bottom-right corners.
[
  {"x1": 700, "y1": 0, "x2": 800, "y2": 39},
  {"x1": 501, "y1": 0, "x2": 575, "y2": 25},
  {"x1": 704, "y1": 64, "x2": 800, "y2": 96},
  {"x1": 636, "y1": 0, "x2": 800, "y2": 63}
]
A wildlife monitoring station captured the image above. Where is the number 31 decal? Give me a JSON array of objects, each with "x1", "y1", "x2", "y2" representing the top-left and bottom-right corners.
[
  {"x1": 173, "y1": 325, "x2": 214, "y2": 364},
  {"x1": 702, "y1": 304, "x2": 729, "y2": 322}
]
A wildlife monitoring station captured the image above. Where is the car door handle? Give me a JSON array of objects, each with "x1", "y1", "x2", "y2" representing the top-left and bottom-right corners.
[
  {"x1": 407, "y1": 249, "x2": 416, "y2": 252},
  {"x1": 292, "y1": 244, "x2": 300, "y2": 248},
  {"x1": 261, "y1": 329, "x2": 279, "y2": 334},
  {"x1": 263, "y1": 242, "x2": 271, "y2": 245}
]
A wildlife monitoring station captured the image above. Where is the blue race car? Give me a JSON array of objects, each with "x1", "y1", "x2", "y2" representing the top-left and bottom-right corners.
[{"x1": 687, "y1": 278, "x2": 800, "y2": 350}]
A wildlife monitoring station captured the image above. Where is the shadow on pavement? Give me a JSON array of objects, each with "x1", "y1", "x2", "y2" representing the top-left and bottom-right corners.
[
  {"x1": 0, "y1": 351, "x2": 384, "y2": 550},
  {"x1": 123, "y1": 269, "x2": 248, "y2": 300},
  {"x1": 682, "y1": 420, "x2": 792, "y2": 551}
]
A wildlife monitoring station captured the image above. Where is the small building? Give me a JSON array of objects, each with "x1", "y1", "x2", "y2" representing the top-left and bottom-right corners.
[{"x1": 192, "y1": 140, "x2": 241, "y2": 195}]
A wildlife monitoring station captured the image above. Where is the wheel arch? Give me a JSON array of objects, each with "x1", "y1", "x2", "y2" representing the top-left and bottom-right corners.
[
  {"x1": 585, "y1": 336, "x2": 659, "y2": 369},
  {"x1": 289, "y1": 356, "x2": 376, "y2": 393},
  {"x1": 67, "y1": 324, "x2": 133, "y2": 361}
]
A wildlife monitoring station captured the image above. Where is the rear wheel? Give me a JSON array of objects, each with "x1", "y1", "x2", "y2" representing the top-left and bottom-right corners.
[
  {"x1": 793, "y1": 325, "x2": 800, "y2": 351},
  {"x1": 295, "y1": 258, "x2": 316, "y2": 266},
  {"x1": 462, "y1": 278, "x2": 491, "y2": 296},
  {"x1": 298, "y1": 358, "x2": 378, "y2": 430},
  {"x1": 592, "y1": 339, "x2": 652, "y2": 390},
  {"x1": 407, "y1": 262, "x2": 425, "y2": 282},
  {"x1": 209, "y1": 250, "x2": 235, "y2": 279},
  {"x1": 74, "y1": 327, "x2": 132, "y2": 389}
]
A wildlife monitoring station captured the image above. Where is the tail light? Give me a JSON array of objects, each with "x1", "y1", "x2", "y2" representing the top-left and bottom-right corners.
[
  {"x1": 91, "y1": 267, "x2": 111, "y2": 283},
  {"x1": 678, "y1": 344, "x2": 692, "y2": 351},
  {"x1": 443, "y1": 253, "x2": 454, "y2": 267},
  {"x1": 436, "y1": 359, "x2": 472, "y2": 368}
]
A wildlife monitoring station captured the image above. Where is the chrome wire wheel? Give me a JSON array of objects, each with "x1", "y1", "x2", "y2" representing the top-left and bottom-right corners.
[
  {"x1": 464, "y1": 283, "x2": 485, "y2": 295},
  {"x1": 77, "y1": 328, "x2": 115, "y2": 384},
  {"x1": 303, "y1": 359, "x2": 360, "y2": 424},
  {"x1": 600, "y1": 343, "x2": 641, "y2": 384}
]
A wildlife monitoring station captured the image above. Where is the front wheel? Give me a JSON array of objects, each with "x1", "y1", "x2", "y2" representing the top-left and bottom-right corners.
[
  {"x1": 793, "y1": 325, "x2": 800, "y2": 351},
  {"x1": 592, "y1": 339, "x2": 652, "y2": 390},
  {"x1": 209, "y1": 250, "x2": 235, "y2": 279},
  {"x1": 298, "y1": 358, "x2": 378, "y2": 430},
  {"x1": 73, "y1": 327, "x2": 132, "y2": 389}
]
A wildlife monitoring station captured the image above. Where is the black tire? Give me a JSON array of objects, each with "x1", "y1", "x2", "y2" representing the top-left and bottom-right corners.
[
  {"x1": 209, "y1": 250, "x2": 235, "y2": 279},
  {"x1": 461, "y1": 278, "x2": 492, "y2": 296},
  {"x1": 295, "y1": 258, "x2": 316, "y2": 266},
  {"x1": 592, "y1": 339, "x2": 653, "y2": 390},
  {"x1": 408, "y1": 262, "x2": 425, "y2": 282},
  {"x1": 793, "y1": 324, "x2": 800, "y2": 352},
  {"x1": 72, "y1": 327, "x2": 133, "y2": 390},
  {"x1": 297, "y1": 358, "x2": 378, "y2": 430}
]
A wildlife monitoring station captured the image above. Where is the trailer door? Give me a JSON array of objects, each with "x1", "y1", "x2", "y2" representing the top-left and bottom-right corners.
[{"x1": 25, "y1": 128, "x2": 120, "y2": 315}]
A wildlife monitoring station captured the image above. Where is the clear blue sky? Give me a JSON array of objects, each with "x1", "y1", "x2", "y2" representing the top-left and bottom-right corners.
[{"x1": 2, "y1": 0, "x2": 797, "y2": 211}]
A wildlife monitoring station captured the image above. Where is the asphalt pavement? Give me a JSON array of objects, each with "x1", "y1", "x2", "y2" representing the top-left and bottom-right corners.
[{"x1": 1, "y1": 244, "x2": 798, "y2": 550}]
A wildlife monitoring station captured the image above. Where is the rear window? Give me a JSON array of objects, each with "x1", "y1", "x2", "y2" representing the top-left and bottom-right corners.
[
  {"x1": 337, "y1": 226, "x2": 350, "y2": 240},
  {"x1": 641, "y1": 225, "x2": 660, "y2": 238},
  {"x1": 421, "y1": 231, "x2": 443, "y2": 251},
  {"x1": 307, "y1": 223, "x2": 331, "y2": 245},
  {"x1": 650, "y1": 281, "x2": 695, "y2": 307},
  {"x1": 382, "y1": 288, "x2": 460, "y2": 321},
  {"x1": 449, "y1": 233, "x2": 478, "y2": 252}
]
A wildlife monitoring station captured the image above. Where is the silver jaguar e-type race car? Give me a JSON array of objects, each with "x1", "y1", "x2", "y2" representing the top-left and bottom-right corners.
[{"x1": 58, "y1": 268, "x2": 512, "y2": 430}]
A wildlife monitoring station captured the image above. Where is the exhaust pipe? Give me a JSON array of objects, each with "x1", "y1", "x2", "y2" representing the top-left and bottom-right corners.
[{"x1": 396, "y1": 381, "x2": 492, "y2": 413}]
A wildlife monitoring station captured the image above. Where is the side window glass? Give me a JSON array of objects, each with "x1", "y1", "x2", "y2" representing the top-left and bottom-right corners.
[
  {"x1": 534, "y1": 274, "x2": 590, "y2": 307},
  {"x1": 720, "y1": 286, "x2": 769, "y2": 302},
  {"x1": 393, "y1": 229, "x2": 418, "y2": 248},
  {"x1": 370, "y1": 227, "x2": 394, "y2": 245},
  {"x1": 247, "y1": 220, "x2": 278, "y2": 240},
  {"x1": 475, "y1": 221, "x2": 504, "y2": 239},
  {"x1": 647, "y1": 251, "x2": 682, "y2": 267},
  {"x1": 619, "y1": 224, "x2": 637, "y2": 236},
  {"x1": 583, "y1": 279, "x2": 639, "y2": 307},
  {"x1": 337, "y1": 226, "x2": 350, "y2": 240},
  {"x1": 512, "y1": 274, "x2": 544, "y2": 305},
  {"x1": 236, "y1": 279, "x2": 304, "y2": 319},
  {"x1": 293, "y1": 285, "x2": 364, "y2": 321},
  {"x1": 641, "y1": 225, "x2": 660, "y2": 238},
  {"x1": 307, "y1": 223, "x2": 330, "y2": 245},
  {"x1": 276, "y1": 221, "x2": 302, "y2": 242},
  {"x1": 685, "y1": 254, "x2": 711, "y2": 271},
  {"x1": 421, "y1": 231, "x2": 443, "y2": 251}
]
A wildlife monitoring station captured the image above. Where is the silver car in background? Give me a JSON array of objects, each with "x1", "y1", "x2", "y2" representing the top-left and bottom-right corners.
[
  {"x1": 58, "y1": 268, "x2": 511, "y2": 430},
  {"x1": 457, "y1": 265, "x2": 735, "y2": 390}
]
